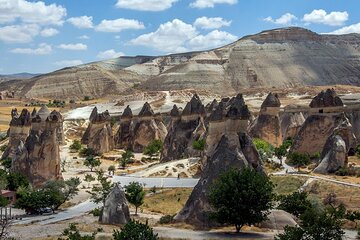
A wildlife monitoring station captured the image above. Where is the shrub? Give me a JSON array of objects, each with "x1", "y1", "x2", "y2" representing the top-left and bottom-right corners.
[
  {"x1": 0, "y1": 144, "x2": 7, "y2": 152},
  {"x1": 159, "y1": 215, "x2": 175, "y2": 224},
  {"x1": 80, "y1": 148, "x2": 99, "y2": 157},
  {"x1": 253, "y1": 138, "x2": 274, "y2": 161},
  {"x1": 69, "y1": 140, "x2": 82, "y2": 152},
  {"x1": 89, "y1": 207, "x2": 102, "y2": 217},
  {"x1": 83, "y1": 96, "x2": 91, "y2": 101},
  {"x1": 113, "y1": 220, "x2": 158, "y2": 240},
  {"x1": 287, "y1": 152, "x2": 310, "y2": 172}
]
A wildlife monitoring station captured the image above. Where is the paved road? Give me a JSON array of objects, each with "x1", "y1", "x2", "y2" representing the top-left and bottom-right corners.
[{"x1": 113, "y1": 175, "x2": 199, "y2": 188}]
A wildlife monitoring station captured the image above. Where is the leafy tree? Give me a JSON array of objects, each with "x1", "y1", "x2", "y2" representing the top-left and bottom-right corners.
[
  {"x1": 0, "y1": 169, "x2": 8, "y2": 190},
  {"x1": 0, "y1": 195, "x2": 9, "y2": 207},
  {"x1": 84, "y1": 174, "x2": 95, "y2": 188},
  {"x1": 59, "y1": 223, "x2": 101, "y2": 240},
  {"x1": 287, "y1": 152, "x2": 310, "y2": 172},
  {"x1": 83, "y1": 156, "x2": 101, "y2": 172},
  {"x1": 108, "y1": 165, "x2": 116, "y2": 175},
  {"x1": 274, "y1": 146, "x2": 287, "y2": 160},
  {"x1": 6, "y1": 172, "x2": 29, "y2": 191},
  {"x1": 69, "y1": 140, "x2": 82, "y2": 152},
  {"x1": 119, "y1": 150, "x2": 135, "y2": 169},
  {"x1": 253, "y1": 138, "x2": 274, "y2": 161},
  {"x1": 192, "y1": 139, "x2": 206, "y2": 157},
  {"x1": 87, "y1": 170, "x2": 113, "y2": 207},
  {"x1": 208, "y1": 167, "x2": 274, "y2": 233},
  {"x1": 113, "y1": 220, "x2": 158, "y2": 240},
  {"x1": 143, "y1": 140, "x2": 163, "y2": 160},
  {"x1": 125, "y1": 182, "x2": 145, "y2": 215},
  {"x1": 0, "y1": 157, "x2": 12, "y2": 171},
  {"x1": 277, "y1": 191, "x2": 312, "y2": 217}
]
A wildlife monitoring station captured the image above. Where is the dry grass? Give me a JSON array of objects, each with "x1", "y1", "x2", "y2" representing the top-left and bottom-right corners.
[
  {"x1": 142, "y1": 188, "x2": 193, "y2": 215},
  {"x1": 270, "y1": 175, "x2": 308, "y2": 195}
]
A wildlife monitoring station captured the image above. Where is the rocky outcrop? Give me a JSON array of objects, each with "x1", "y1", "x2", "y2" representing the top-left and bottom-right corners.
[
  {"x1": 161, "y1": 94, "x2": 206, "y2": 162},
  {"x1": 175, "y1": 134, "x2": 262, "y2": 228},
  {"x1": 82, "y1": 107, "x2": 115, "y2": 154},
  {"x1": 132, "y1": 102, "x2": 167, "y2": 152},
  {"x1": 249, "y1": 93, "x2": 282, "y2": 147},
  {"x1": 280, "y1": 110, "x2": 306, "y2": 140},
  {"x1": 309, "y1": 89, "x2": 343, "y2": 108},
  {"x1": 100, "y1": 183, "x2": 130, "y2": 225},
  {"x1": 12, "y1": 111, "x2": 63, "y2": 187},
  {"x1": 1, "y1": 109, "x2": 31, "y2": 160},
  {"x1": 115, "y1": 105, "x2": 134, "y2": 150},
  {"x1": 314, "y1": 117, "x2": 356, "y2": 174}
]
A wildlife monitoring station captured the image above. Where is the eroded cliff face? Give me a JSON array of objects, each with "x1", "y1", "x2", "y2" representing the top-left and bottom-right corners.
[
  {"x1": 115, "y1": 105, "x2": 134, "y2": 150},
  {"x1": 249, "y1": 93, "x2": 282, "y2": 147},
  {"x1": 12, "y1": 110, "x2": 63, "y2": 187},
  {"x1": 280, "y1": 111, "x2": 306, "y2": 140},
  {"x1": 161, "y1": 94, "x2": 206, "y2": 162},
  {"x1": 82, "y1": 107, "x2": 115, "y2": 154}
]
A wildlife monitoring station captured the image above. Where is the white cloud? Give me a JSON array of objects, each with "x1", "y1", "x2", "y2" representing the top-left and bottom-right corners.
[
  {"x1": 95, "y1": 18, "x2": 145, "y2": 32},
  {"x1": 194, "y1": 17, "x2": 231, "y2": 29},
  {"x1": 303, "y1": 9, "x2": 348, "y2": 26},
  {"x1": 78, "y1": 35, "x2": 90, "y2": 40},
  {"x1": 130, "y1": 19, "x2": 198, "y2": 53},
  {"x1": 0, "y1": 0, "x2": 66, "y2": 25},
  {"x1": 190, "y1": 0, "x2": 237, "y2": 9},
  {"x1": 97, "y1": 49, "x2": 125, "y2": 59},
  {"x1": 40, "y1": 28, "x2": 59, "y2": 37},
  {"x1": 54, "y1": 60, "x2": 83, "y2": 68},
  {"x1": 58, "y1": 43, "x2": 87, "y2": 51},
  {"x1": 67, "y1": 16, "x2": 93, "y2": 29},
  {"x1": 0, "y1": 24, "x2": 40, "y2": 43},
  {"x1": 264, "y1": 13, "x2": 297, "y2": 25},
  {"x1": 327, "y1": 23, "x2": 360, "y2": 35},
  {"x1": 189, "y1": 30, "x2": 237, "y2": 50},
  {"x1": 116, "y1": 0, "x2": 178, "y2": 11},
  {"x1": 10, "y1": 43, "x2": 52, "y2": 55}
]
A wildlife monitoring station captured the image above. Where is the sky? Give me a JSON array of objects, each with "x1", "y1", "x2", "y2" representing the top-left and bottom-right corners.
[{"x1": 0, "y1": 0, "x2": 360, "y2": 74}]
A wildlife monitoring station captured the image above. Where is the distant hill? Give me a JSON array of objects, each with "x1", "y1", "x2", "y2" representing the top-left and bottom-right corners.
[{"x1": 1, "y1": 27, "x2": 360, "y2": 99}]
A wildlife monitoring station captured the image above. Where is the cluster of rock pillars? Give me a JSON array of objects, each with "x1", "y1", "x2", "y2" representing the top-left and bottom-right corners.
[{"x1": 1, "y1": 88, "x2": 359, "y2": 228}]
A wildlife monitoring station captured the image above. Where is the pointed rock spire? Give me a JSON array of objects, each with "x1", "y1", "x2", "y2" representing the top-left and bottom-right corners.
[
  {"x1": 170, "y1": 104, "x2": 180, "y2": 117},
  {"x1": 309, "y1": 88, "x2": 343, "y2": 108},
  {"x1": 261, "y1": 92, "x2": 281, "y2": 108},
  {"x1": 182, "y1": 94, "x2": 205, "y2": 116},
  {"x1": 122, "y1": 105, "x2": 133, "y2": 118},
  {"x1": 139, "y1": 102, "x2": 154, "y2": 117}
]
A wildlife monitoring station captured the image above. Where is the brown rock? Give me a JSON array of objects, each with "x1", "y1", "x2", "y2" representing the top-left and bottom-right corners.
[
  {"x1": 309, "y1": 89, "x2": 343, "y2": 108},
  {"x1": 115, "y1": 106, "x2": 134, "y2": 149}
]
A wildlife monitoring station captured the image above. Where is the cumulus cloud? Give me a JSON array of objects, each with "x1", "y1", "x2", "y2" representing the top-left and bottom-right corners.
[
  {"x1": 116, "y1": 0, "x2": 178, "y2": 11},
  {"x1": 10, "y1": 43, "x2": 52, "y2": 55},
  {"x1": 189, "y1": 30, "x2": 237, "y2": 50},
  {"x1": 264, "y1": 13, "x2": 297, "y2": 25},
  {"x1": 67, "y1": 16, "x2": 93, "y2": 29},
  {"x1": 327, "y1": 23, "x2": 360, "y2": 35},
  {"x1": 0, "y1": 24, "x2": 40, "y2": 43},
  {"x1": 78, "y1": 35, "x2": 90, "y2": 40},
  {"x1": 40, "y1": 28, "x2": 59, "y2": 37},
  {"x1": 303, "y1": 9, "x2": 348, "y2": 26},
  {"x1": 130, "y1": 19, "x2": 238, "y2": 53},
  {"x1": 95, "y1": 18, "x2": 145, "y2": 32},
  {"x1": 130, "y1": 19, "x2": 198, "y2": 53},
  {"x1": 194, "y1": 17, "x2": 231, "y2": 29},
  {"x1": 190, "y1": 0, "x2": 237, "y2": 9},
  {"x1": 97, "y1": 49, "x2": 125, "y2": 59},
  {"x1": 0, "y1": 0, "x2": 66, "y2": 25},
  {"x1": 54, "y1": 60, "x2": 83, "y2": 68},
  {"x1": 58, "y1": 43, "x2": 87, "y2": 51}
]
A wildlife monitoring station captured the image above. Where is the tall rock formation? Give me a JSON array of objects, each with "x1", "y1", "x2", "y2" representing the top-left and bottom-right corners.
[
  {"x1": 249, "y1": 93, "x2": 282, "y2": 147},
  {"x1": 100, "y1": 183, "x2": 130, "y2": 225},
  {"x1": 280, "y1": 107, "x2": 306, "y2": 140},
  {"x1": 1, "y1": 109, "x2": 31, "y2": 160},
  {"x1": 132, "y1": 102, "x2": 167, "y2": 152},
  {"x1": 161, "y1": 94, "x2": 206, "y2": 162},
  {"x1": 81, "y1": 107, "x2": 115, "y2": 154},
  {"x1": 12, "y1": 110, "x2": 63, "y2": 187},
  {"x1": 115, "y1": 105, "x2": 134, "y2": 150},
  {"x1": 314, "y1": 117, "x2": 356, "y2": 174},
  {"x1": 291, "y1": 89, "x2": 345, "y2": 155}
]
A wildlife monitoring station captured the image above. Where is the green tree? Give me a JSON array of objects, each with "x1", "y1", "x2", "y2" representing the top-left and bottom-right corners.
[
  {"x1": 6, "y1": 172, "x2": 29, "y2": 191},
  {"x1": 108, "y1": 165, "x2": 116, "y2": 175},
  {"x1": 192, "y1": 139, "x2": 206, "y2": 157},
  {"x1": 0, "y1": 144, "x2": 7, "y2": 152},
  {"x1": 84, "y1": 174, "x2": 95, "y2": 188},
  {"x1": 125, "y1": 182, "x2": 145, "y2": 215},
  {"x1": 59, "y1": 223, "x2": 100, "y2": 240},
  {"x1": 208, "y1": 168, "x2": 274, "y2": 233},
  {"x1": 113, "y1": 220, "x2": 158, "y2": 240},
  {"x1": 277, "y1": 191, "x2": 312, "y2": 217},
  {"x1": 0, "y1": 157, "x2": 12, "y2": 171},
  {"x1": 69, "y1": 140, "x2": 82, "y2": 152},
  {"x1": 83, "y1": 156, "x2": 101, "y2": 172},
  {"x1": 0, "y1": 195, "x2": 9, "y2": 207},
  {"x1": 287, "y1": 152, "x2": 310, "y2": 172},
  {"x1": 253, "y1": 138, "x2": 274, "y2": 161},
  {"x1": 119, "y1": 150, "x2": 135, "y2": 169},
  {"x1": 143, "y1": 140, "x2": 163, "y2": 160},
  {"x1": 87, "y1": 170, "x2": 113, "y2": 207}
]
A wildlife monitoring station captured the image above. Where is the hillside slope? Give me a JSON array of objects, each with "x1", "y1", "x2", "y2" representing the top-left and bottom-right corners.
[{"x1": 1, "y1": 27, "x2": 360, "y2": 98}]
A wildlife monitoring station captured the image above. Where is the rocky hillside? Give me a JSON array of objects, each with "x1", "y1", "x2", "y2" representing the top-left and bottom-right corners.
[{"x1": 1, "y1": 27, "x2": 360, "y2": 99}]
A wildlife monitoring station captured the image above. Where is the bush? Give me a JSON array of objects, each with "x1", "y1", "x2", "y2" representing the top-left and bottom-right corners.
[
  {"x1": 80, "y1": 148, "x2": 99, "y2": 157},
  {"x1": 159, "y1": 215, "x2": 175, "y2": 224},
  {"x1": 0, "y1": 133, "x2": 7, "y2": 142},
  {"x1": 69, "y1": 140, "x2": 82, "y2": 152},
  {"x1": 335, "y1": 166, "x2": 360, "y2": 177},
  {"x1": 143, "y1": 140, "x2": 163, "y2": 160},
  {"x1": 0, "y1": 144, "x2": 7, "y2": 152},
  {"x1": 253, "y1": 138, "x2": 274, "y2": 161},
  {"x1": 287, "y1": 152, "x2": 310, "y2": 171},
  {"x1": 89, "y1": 207, "x2": 102, "y2": 217},
  {"x1": 113, "y1": 220, "x2": 158, "y2": 240},
  {"x1": 83, "y1": 96, "x2": 91, "y2": 101},
  {"x1": 277, "y1": 192, "x2": 312, "y2": 217},
  {"x1": 59, "y1": 223, "x2": 100, "y2": 240}
]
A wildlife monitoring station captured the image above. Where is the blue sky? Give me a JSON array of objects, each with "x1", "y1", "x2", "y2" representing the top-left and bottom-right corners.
[{"x1": 0, "y1": 0, "x2": 359, "y2": 74}]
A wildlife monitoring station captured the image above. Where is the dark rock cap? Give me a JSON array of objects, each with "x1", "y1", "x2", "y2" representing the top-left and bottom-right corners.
[
  {"x1": 226, "y1": 94, "x2": 251, "y2": 120},
  {"x1": 122, "y1": 105, "x2": 133, "y2": 118},
  {"x1": 209, "y1": 102, "x2": 224, "y2": 121},
  {"x1": 182, "y1": 94, "x2": 205, "y2": 116},
  {"x1": 47, "y1": 110, "x2": 63, "y2": 122},
  {"x1": 89, "y1": 107, "x2": 111, "y2": 123},
  {"x1": 10, "y1": 108, "x2": 31, "y2": 126},
  {"x1": 261, "y1": 92, "x2": 281, "y2": 108},
  {"x1": 31, "y1": 108, "x2": 37, "y2": 118},
  {"x1": 170, "y1": 104, "x2": 180, "y2": 117},
  {"x1": 206, "y1": 99, "x2": 219, "y2": 112},
  {"x1": 138, "y1": 102, "x2": 154, "y2": 117},
  {"x1": 309, "y1": 89, "x2": 343, "y2": 108},
  {"x1": 11, "y1": 108, "x2": 18, "y2": 118}
]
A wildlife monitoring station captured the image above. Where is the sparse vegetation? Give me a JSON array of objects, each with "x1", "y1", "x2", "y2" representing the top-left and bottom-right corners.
[
  {"x1": 287, "y1": 152, "x2": 311, "y2": 172},
  {"x1": 108, "y1": 165, "x2": 116, "y2": 175},
  {"x1": 143, "y1": 140, "x2": 163, "y2": 160},
  {"x1": 84, "y1": 174, "x2": 95, "y2": 188},
  {"x1": 80, "y1": 148, "x2": 99, "y2": 157},
  {"x1": 253, "y1": 138, "x2": 274, "y2": 161},
  {"x1": 87, "y1": 170, "x2": 113, "y2": 208},
  {"x1": 69, "y1": 140, "x2": 82, "y2": 152},
  {"x1": 83, "y1": 156, "x2": 101, "y2": 172},
  {"x1": 270, "y1": 175, "x2": 307, "y2": 195},
  {"x1": 59, "y1": 223, "x2": 101, "y2": 240},
  {"x1": 119, "y1": 150, "x2": 135, "y2": 169},
  {"x1": 0, "y1": 144, "x2": 7, "y2": 152},
  {"x1": 277, "y1": 191, "x2": 312, "y2": 217},
  {"x1": 192, "y1": 139, "x2": 205, "y2": 157},
  {"x1": 113, "y1": 220, "x2": 158, "y2": 240},
  {"x1": 159, "y1": 215, "x2": 175, "y2": 224},
  {"x1": 0, "y1": 157, "x2": 12, "y2": 171}
]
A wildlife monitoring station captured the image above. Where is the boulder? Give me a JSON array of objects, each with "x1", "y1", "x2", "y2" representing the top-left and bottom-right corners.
[{"x1": 100, "y1": 183, "x2": 130, "y2": 225}]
